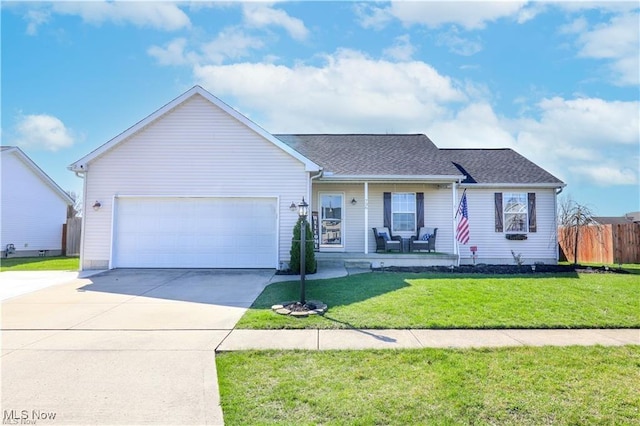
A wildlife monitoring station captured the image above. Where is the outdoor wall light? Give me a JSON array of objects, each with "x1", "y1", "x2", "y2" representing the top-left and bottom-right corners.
[
  {"x1": 351, "y1": 197, "x2": 357, "y2": 205},
  {"x1": 289, "y1": 201, "x2": 297, "y2": 212},
  {"x1": 93, "y1": 201, "x2": 102, "y2": 211}
]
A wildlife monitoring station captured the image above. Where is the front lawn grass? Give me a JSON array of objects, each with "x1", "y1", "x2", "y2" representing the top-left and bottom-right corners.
[
  {"x1": 217, "y1": 345, "x2": 640, "y2": 425},
  {"x1": 236, "y1": 272, "x2": 640, "y2": 329},
  {"x1": 0, "y1": 256, "x2": 79, "y2": 271}
]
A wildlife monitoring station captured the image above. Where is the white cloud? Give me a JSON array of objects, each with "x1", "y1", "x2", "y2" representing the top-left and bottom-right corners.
[
  {"x1": 357, "y1": 1, "x2": 529, "y2": 30},
  {"x1": 14, "y1": 114, "x2": 75, "y2": 152},
  {"x1": 429, "y1": 103, "x2": 517, "y2": 148},
  {"x1": 241, "y1": 3, "x2": 309, "y2": 41},
  {"x1": 573, "y1": 12, "x2": 640, "y2": 86},
  {"x1": 559, "y1": 17, "x2": 588, "y2": 35},
  {"x1": 516, "y1": 2, "x2": 546, "y2": 24},
  {"x1": 24, "y1": 9, "x2": 50, "y2": 35},
  {"x1": 534, "y1": 97, "x2": 639, "y2": 146},
  {"x1": 148, "y1": 29, "x2": 265, "y2": 66},
  {"x1": 24, "y1": 1, "x2": 191, "y2": 33},
  {"x1": 437, "y1": 27, "x2": 483, "y2": 56},
  {"x1": 193, "y1": 49, "x2": 466, "y2": 133},
  {"x1": 510, "y1": 96, "x2": 640, "y2": 186},
  {"x1": 554, "y1": 1, "x2": 639, "y2": 14},
  {"x1": 383, "y1": 35, "x2": 416, "y2": 61},
  {"x1": 201, "y1": 28, "x2": 265, "y2": 64},
  {"x1": 148, "y1": 38, "x2": 190, "y2": 66},
  {"x1": 570, "y1": 165, "x2": 638, "y2": 186},
  {"x1": 354, "y1": 3, "x2": 393, "y2": 30}
]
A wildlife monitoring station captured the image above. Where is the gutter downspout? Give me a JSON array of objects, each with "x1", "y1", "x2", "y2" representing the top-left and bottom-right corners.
[
  {"x1": 72, "y1": 169, "x2": 87, "y2": 271},
  {"x1": 308, "y1": 170, "x2": 323, "y2": 250},
  {"x1": 308, "y1": 170, "x2": 323, "y2": 209},
  {"x1": 554, "y1": 186, "x2": 564, "y2": 263}
]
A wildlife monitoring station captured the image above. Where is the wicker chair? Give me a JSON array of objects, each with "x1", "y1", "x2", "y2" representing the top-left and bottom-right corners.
[
  {"x1": 410, "y1": 227, "x2": 437, "y2": 252},
  {"x1": 373, "y1": 227, "x2": 402, "y2": 252}
]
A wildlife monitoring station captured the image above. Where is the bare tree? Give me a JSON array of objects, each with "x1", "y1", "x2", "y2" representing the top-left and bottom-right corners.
[
  {"x1": 558, "y1": 196, "x2": 598, "y2": 265},
  {"x1": 66, "y1": 191, "x2": 83, "y2": 218}
]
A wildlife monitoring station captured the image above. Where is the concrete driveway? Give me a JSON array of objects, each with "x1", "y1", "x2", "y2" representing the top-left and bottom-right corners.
[{"x1": 1, "y1": 269, "x2": 274, "y2": 425}]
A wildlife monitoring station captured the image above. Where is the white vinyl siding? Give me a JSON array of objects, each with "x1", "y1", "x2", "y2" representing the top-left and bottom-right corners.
[
  {"x1": 457, "y1": 188, "x2": 558, "y2": 264},
  {"x1": 1, "y1": 152, "x2": 69, "y2": 253},
  {"x1": 82, "y1": 94, "x2": 307, "y2": 269}
]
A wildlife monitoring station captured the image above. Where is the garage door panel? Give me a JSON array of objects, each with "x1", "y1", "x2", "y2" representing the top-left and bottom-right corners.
[{"x1": 114, "y1": 197, "x2": 277, "y2": 268}]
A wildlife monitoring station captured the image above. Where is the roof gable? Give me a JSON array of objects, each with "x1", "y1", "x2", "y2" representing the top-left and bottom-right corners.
[
  {"x1": 69, "y1": 86, "x2": 320, "y2": 172},
  {"x1": 1, "y1": 146, "x2": 74, "y2": 205}
]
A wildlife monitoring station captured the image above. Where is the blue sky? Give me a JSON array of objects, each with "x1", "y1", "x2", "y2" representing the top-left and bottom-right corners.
[{"x1": 2, "y1": 1, "x2": 639, "y2": 216}]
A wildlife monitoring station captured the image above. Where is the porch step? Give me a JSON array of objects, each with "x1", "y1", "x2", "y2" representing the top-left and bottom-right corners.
[{"x1": 343, "y1": 260, "x2": 372, "y2": 269}]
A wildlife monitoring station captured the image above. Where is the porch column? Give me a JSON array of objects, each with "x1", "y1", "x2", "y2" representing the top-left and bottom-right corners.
[
  {"x1": 452, "y1": 183, "x2": 458, "y2": 258},
  {"x1": 364, "y1": 181, "x2": 369, "y2": 254}
]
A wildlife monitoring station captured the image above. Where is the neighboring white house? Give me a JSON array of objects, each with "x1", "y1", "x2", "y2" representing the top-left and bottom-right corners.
[
  {"x1": 1, "y1": 146, "x2": 74, "y2": 257},
  {"x1": 69, "y1": 86, "x2": 565, "y2": 270}
]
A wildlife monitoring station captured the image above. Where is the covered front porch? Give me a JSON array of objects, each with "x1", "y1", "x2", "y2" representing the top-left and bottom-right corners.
[
  {"x1": 316, "y1": 251, "x2": 459, "y2": 269},
  {"x1": 309, "y1": 180, "x2": 462, "y2": 259}
]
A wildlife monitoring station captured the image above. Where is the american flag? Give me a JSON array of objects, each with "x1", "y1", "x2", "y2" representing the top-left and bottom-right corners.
[{"x1": 456, "y1": 192, "x2": 470, "y2": 244}]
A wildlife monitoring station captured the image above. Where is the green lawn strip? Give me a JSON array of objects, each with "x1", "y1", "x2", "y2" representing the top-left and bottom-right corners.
[
  {"x1": 217, "y1": 346, "x2": 640, "y2": 425},
  {"x1": 236, "y1": 272, "x2": 640, "y2": 329},
  {"x1": 0, "y1": 256, "x2": 79, "y2": 271}
]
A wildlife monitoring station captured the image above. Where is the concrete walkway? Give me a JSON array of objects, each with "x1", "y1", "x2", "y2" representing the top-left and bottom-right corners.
[
  {"x1": 217, "y1": 328, "x2": 640, "y2": 351},
  {"x1": 0, "y1": 270, "x2": 105, "y2": 301}
]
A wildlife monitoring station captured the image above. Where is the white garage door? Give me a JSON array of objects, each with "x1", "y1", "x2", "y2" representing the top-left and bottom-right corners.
[{"x1": 113, "y1": 197, "x2": 277, "y2": 268}]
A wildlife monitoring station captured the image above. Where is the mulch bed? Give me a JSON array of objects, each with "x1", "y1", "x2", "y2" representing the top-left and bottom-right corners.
[{"x1": 373, "y1": 264, "x2": 629, "y2": 274}]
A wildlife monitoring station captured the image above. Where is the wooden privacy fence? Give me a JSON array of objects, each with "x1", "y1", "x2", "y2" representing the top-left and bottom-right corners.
[
  {"x1": 559, "y1": 223, "x2": 640, "y2": 264},
  {"x1": 63, "y1": 217, "x2": 82, "y2": 256}
]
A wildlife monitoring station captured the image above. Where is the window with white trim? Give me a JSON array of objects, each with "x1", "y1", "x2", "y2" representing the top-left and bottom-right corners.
[
  {"x1": 392, "y1": 193, "x2": 416, "y2": 232},
  {"x1": 504, "y1": 193, "x2": 528, "y2": 233}
]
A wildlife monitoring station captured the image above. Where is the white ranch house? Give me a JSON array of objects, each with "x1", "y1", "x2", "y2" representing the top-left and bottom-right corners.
[
  {"x1": 69, "y1": 86, "x2": 565, "y2": 270},
  {"x1": 2, "y1": 146, "x2": 74, "y2": 257}
]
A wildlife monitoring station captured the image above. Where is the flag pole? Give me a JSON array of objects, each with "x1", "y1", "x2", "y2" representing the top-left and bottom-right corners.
[
  {"x1": 454, "y1": 188, "x2": 467, "y2": 267},
  {"x1": 455, "y1": 188, "x2": 467, "y2": 219}
]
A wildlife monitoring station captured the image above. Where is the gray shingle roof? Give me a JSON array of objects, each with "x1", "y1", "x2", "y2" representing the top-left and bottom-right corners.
[
  {"x1": 276, "y1": 134, "x2": 564, "y2": 185},
  {"x1": 593, "y1": 216, "x2": 639, "y2": 225},
  {"x1": 276, "y1": 134, "x2": 462, "y2": 177},
  {"x1": 440, "y1": 149, "x2": 564, "y2": 185}
]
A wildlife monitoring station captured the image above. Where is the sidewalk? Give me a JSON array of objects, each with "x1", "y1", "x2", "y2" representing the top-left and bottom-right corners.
[{"x1": 216, "y1": 328, "x2": 640, "y2": 351}]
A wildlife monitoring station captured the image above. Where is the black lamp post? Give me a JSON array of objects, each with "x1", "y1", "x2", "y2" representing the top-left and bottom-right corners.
[{"x1": 298, "y1": 197, "x2": 309, "y2": 305}]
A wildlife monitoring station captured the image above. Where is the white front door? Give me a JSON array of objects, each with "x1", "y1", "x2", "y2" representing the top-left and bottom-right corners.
[{"x1": 319, "y1": 193, "x2": 343, "y2": 248}]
